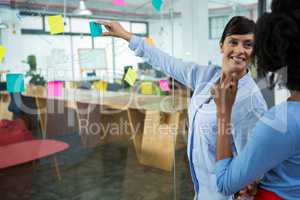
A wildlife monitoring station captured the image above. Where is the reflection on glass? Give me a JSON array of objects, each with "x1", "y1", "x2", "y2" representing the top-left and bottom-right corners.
[{"x1": 0, "y1": 0, "x2": 260, "y2": 199}]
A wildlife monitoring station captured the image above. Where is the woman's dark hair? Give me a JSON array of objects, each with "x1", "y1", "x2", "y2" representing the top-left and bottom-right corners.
[
  {"x1": 219, "y1": 16, "x2": 255, "y2": 45},
  {"x1": 254, "y1": 0, "x2": 300, "y2": 91}
]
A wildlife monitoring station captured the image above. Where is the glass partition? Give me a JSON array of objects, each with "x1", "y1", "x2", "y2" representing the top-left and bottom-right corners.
[{"x1": 0, "y1": 0, "x2": 259, "y2": 199}]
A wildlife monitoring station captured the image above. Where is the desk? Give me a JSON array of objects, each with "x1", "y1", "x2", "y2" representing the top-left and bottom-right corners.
[{"x1": 1, "y1": 86, "x2": 188, "y2": 171}]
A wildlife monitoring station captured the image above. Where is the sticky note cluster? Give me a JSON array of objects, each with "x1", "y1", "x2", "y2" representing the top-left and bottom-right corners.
[
  {"x1": 124, "y1": 68, "x2": 137, "y2": 86},
  {"x1": 48, "y1": 15, "x2": 64, "y2": 35},
  {"x1": 0, "y1": 46, "x2": 6, "y2": 63},
  {"x1": 89, "y1": 22, "x2": 103, "y2": 37},
  {"x1": 152, "y1": 0, "x2": 163, "y2": 12},
  {"x1": 6, "y1": 73, "x2": 25, "y2": 93}
]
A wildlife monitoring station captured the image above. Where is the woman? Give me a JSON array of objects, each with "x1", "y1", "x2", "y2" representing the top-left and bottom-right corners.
[
  {"x1": 214, "y1": 0, "x2": 300, "y2": 199},
  {"x1": 99, "y1": 16, "x2": 267, "y2": 199}
]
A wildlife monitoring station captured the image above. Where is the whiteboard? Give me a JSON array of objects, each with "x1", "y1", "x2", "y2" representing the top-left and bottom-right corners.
[{"x1": 78, "y1": 48, "x2": 107, "y2": 70}]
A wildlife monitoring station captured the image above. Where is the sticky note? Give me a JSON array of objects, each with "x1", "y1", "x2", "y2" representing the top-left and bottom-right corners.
[
  {"x1": 0, "y1": 46, "x2": 6, "y2": 63},
  {"x1": 48, "y1": 15, "x2": 64, "y2": 35},
  {"x1": 124, "y1": 68, "x2": 137, "y2": 86},
  {"x1": 152, "y1": 0, "x2": 163, "y2": 12},
  {"x1": 94, "y1": 81, "x2": 108, "y2": 91},
  {"x1": 112, "y1": 0, "x2": 126, "y2": 6},
  {"x1": 48, "y1": 81, "x2": 63, "y2": 97},
  {"x1": 6, "y1": 73, "x2": 25, "y2": 93},
  {"x1": 141, "y1": 82, "x2": 153, "y2": 95},
  {"x1": 159, "y1": 80, "x2": 170, "y2": 91},
  {"x1": 89, "y1": 22, "x2": 103, "y2": 37},
  {"x1": 145, "y1": 37, "x2": 155, "y2": 46}
]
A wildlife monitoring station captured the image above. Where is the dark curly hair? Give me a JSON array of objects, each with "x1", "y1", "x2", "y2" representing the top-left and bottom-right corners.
[
  {"x1": 220, "y1": 16, "x2": 255, "y2": 46},
  {"x1": 254, "y1": 0, "x2": 300, "y2": 91}
]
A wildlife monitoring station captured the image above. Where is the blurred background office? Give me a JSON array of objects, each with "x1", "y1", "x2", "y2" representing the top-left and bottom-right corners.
[{"x1": 0, "y1": 0, "x2": 286, "y2": 200}]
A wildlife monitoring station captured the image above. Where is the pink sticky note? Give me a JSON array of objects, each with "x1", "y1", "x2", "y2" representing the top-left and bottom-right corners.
[
  {"x1": 112, "y1": 0, "x2": 126, "y2": 6},
  {"x1": 159, "y1": 80, "x2": 170, "y2": 92},
  {"x1": 48, "y1": 81, "x2": 63, "y2": 97}
]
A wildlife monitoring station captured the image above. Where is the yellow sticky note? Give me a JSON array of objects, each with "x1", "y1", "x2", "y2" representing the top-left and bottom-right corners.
[
  {"x1": 94, "y1": 81, "x2": 108, "y2": 91},
  {"x1": 145, "y1": 37, "x2": 155, "y2": 46},
  {"x1": 140, "y1": 82, "x2": 153, "y2": 95},
  {"x1": 124, "y1": 68, "x2": 137, "y2": 86},
  {"x1": 0, "y1": 46, "x2": 6, "y2": 63},
  {"x1": 48, "y1": 15, "x2": 64, "y2": 35}
]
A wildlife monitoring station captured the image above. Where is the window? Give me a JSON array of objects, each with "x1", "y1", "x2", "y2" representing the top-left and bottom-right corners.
[
  {"x1": 209, "y1": 16, "x2": 229, "y2": 39},
  {"x1": 20, "y1": 16, "x2": 43, "y2": 30},
  {"x1": 131, "y1": 22, "x2": 148, "y2": 35},
  {"x1": 70, "y1": 18, "x2": 91, "y2": 33},
  {"x1": 20, "y1": 13, "x2": 149, "y2": 81}
]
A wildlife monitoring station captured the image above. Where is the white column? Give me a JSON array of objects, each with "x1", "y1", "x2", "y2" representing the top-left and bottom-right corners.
[{"x1": 181, "y1": 0, "x2": 209, "y2": 65}]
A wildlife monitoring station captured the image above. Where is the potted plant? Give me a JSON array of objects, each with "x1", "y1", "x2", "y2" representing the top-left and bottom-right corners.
[{"x1": 24, "y1": 55, "x2": 46, "y2": 94}]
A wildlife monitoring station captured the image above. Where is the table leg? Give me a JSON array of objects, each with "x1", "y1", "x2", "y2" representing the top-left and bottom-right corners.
[
  {"x1": 53, "y1": 155, "x2": 62, "y2": 181},
  {"x1": 129, "y1": 110, "x2": 181, "y2": 171},
  {"x1": 127, "y1": 109, "x2": 145, "y2": 161},
  {"x1": 35, "y1": 98, "x2": 47, "y2": 139}
]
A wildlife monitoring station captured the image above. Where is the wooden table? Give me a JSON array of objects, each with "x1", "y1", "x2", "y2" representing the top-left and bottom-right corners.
[{"x1": 1, "y1": 86, "x2": 188, "y2": 171}]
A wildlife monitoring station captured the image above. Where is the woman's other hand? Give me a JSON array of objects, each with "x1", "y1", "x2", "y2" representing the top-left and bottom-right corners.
[
  {"x1": 212, "y1": 73, "x2": 238, "y2": 118},
  {"x1": 235, "y1": 182, "x2": 258, "y2": 200},
  {"x1": 97, "y1": 20, "x2": 132, "y2": 42}
]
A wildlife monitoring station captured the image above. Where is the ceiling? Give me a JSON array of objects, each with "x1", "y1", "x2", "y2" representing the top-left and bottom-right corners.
[{"x1": 0, "y1": 0, "x2": 258, "y2": 19}]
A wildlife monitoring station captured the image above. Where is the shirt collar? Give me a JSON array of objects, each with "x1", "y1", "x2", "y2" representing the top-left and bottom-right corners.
[
  {"x1": 215, "y1": 70, "x2": 252, "y2": 89},
  {"x1": 238, "y1": 70, "x2": 252, "y2": 89}
]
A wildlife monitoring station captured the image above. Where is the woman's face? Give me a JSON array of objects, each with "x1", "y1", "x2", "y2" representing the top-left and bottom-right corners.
[{"x1": 220, "y1": 34, "x2": 254, "y2": 77}]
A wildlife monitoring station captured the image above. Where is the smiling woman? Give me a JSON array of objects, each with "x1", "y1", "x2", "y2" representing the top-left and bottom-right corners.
[
  {"x1": 219, "y1": 16, "x2": 255, "y2": 78},
  {"x1": 98, "y1": 16, "x2": 268, "y2": 200}
]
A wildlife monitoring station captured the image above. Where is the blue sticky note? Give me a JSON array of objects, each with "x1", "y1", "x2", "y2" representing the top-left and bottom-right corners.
[
  {"x1": 6, "y1": 73, "x2": 25, "y2": 93},
  {"x1": 89, "y1": 22, "x2": 103, "y2": 37},
  {"x1": 152, "y1": 0, "x2": 163, "y2": 12}
]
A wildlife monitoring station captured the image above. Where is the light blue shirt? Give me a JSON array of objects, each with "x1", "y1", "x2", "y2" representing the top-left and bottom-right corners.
[
  {"x1": 216, "y1": 101, "x2": 300, "y2": 200},
  {"x1": 129, "y1": 35, "x2": 268, "y2": 200}
]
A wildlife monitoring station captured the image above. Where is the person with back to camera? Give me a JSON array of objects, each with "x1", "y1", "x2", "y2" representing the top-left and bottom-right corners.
[
  {"x1": 213, "y1": 0, "x2": 300, "y2": 199},
  {"x1": 98, "y1": 16, "x2": 267, "y2": 200}
]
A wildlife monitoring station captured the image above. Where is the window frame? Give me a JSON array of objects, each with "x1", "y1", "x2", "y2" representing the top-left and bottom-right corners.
[{"x1": 19, "y1": 11, "x2": 149, "y2": 37}]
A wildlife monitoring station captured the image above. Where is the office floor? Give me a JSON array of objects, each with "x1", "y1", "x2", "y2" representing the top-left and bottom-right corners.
[{"x1": 0, "y1": 132, "x2": 194, "y2": 200}]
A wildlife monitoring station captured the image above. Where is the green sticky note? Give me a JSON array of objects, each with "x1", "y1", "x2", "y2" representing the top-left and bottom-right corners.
[
  {"x1": 89, "y1": 22, "x2": 103, "y2": 37},
  {"x1": 0, "y1": 46, "x2": 6, "y2": 63},
  {"x1": 48, "y1": 15, "x2": 64, "y2": 35},
  {"x1": 124, "y1": 68, "x2": 137, "y2": 86},
  {"x1": 6, "y1": 73, "x2": 25, "y2": 93},
  {"x1": 152, "y1": 0, "x2": 163, "y2": 12}
]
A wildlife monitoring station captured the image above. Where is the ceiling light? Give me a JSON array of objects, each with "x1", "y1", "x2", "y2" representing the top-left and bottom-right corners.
[
  {"x1": 0, "y1": 23, "x2": 8, "y2": 29},
  {"x1": 73, "y1": 0, "x2": 93, "y2": 16}
]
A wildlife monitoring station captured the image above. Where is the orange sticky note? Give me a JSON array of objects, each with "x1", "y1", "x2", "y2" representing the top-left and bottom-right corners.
[
  {"x1": 145, "y1": 37, "x2": 155, "y2": 46},
  {"x1": 124, "y1": 68, "x2": 137, "y2": 86},
  {"x1": 0, "y1": 46, "x2": 6, "y2": 63},
  {"x1": 48, "y1": 15, "x2": 64, "y2": 35}
]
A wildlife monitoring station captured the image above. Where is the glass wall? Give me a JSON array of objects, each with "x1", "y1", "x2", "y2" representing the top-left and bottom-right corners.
[{"x1": 0, "y1": 0, "x2": 259, "y2": 199}]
